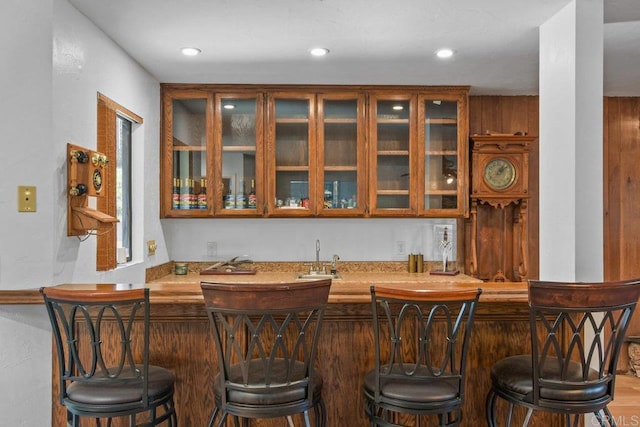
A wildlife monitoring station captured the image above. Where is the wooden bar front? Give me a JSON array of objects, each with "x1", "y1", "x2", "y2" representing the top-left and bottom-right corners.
[{"x1": 2, "y1": 276, "x2": 560, "y2": 426}]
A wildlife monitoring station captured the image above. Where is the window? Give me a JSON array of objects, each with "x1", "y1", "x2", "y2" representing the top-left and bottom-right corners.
[
  {"x1": 116, "y1": 115, "x2": 132, "y2": 263},
  {"x1": 97, "y1": 93, "x2": 142, "y2": 270}
]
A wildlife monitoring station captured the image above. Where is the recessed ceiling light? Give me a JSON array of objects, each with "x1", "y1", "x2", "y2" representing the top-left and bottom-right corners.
[
  {"x1": 181, "y1": 47, "x2": 201, "y2": 57},
  {"x1": 436, "y1": 48, "x2": 454, "y2": 59},
  {"x1": 310, "y1": 47, "x2": 329, "y2": 57}
]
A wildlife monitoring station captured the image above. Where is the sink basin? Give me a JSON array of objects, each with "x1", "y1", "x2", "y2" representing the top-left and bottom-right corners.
[{"x1": 296, "y1": 273, "x2": 341, "y2": 280}]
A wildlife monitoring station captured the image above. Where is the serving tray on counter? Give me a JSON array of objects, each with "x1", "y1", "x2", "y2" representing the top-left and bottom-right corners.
[{"x1": 199, "y1": 268, "x2": 256, "y2": 275}]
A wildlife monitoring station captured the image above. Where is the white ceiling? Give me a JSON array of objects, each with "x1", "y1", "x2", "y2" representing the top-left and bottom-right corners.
[{"x1": 68, "y1": 0, "x2": 640, "y2": 95}]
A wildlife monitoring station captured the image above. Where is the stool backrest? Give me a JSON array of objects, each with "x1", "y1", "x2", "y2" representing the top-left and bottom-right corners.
[
  {"x1": 528, "y1": 279, "x2": 640, "y2": 407},
  {"x1": 200, "y1": 279, "x2": 331, "y2": 407},
  {"x1": 369, "y1": 286, "x2": 482, "y2": 403},
  {"x1": 40, "y1": 286, "x2": 150, "y2": 408}
]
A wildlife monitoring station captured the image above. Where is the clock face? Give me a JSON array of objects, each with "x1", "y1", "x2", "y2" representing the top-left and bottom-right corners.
[
  {"x1": 483, "y1": 158, "x2": 516, "y2": 191},
  {"x1": 92, "y1": 169, "x2": 103, "y2": 192}
]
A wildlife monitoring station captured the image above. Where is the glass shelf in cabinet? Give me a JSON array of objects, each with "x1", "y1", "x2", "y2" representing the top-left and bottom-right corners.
[
  {"x1": 275, "y1": 166, "x2": 309, "y2": 172},
  {"x1": 377, "y1": 118, "x2": 409, "y2": 124},
  {"x1": 377, "y1": 189, "x2": 410, "y2": 195},
  {"x1": 425, "y1": 189, "x2": 457, "y2": 195},
  {"x1": 275, "y1": 117, "x2": 309, "y2": 124},
  {"x1": 377, "y1": 150, "x2": 409, "y2": 156},
  {"x1": 323, "y1": 117, "x2": 357, "y2": 124},
  {"x1": 425, "y1": 118, "x2": 457, "y2": 125},
  {"x1": 173, "y1": 146, "x2": 205, "y2": 151},
  {"x1": 222, "y1": 146, "x2": 256, "y2": 152},
  {"x1": 324, "y1": 166, "x2": 357, "y2": 171},
  {"x1": 425, "y1": 150, "x2": 457, "y2": 155}
]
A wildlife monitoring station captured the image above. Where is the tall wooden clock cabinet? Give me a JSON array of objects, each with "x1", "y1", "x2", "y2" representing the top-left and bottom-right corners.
[{"x1": 470, "y1": 134, "x2": 536, "y2": 281}]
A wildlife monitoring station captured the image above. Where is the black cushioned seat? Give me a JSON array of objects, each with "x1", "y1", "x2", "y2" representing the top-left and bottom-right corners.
[
  {"x1": 40, "y1": 286, "x2": 177, "y2": 426},
  {"x1": 201, "y1": 279, "x2": 331, "y2": 427},
  {"x1": 364, "y1": 365, "x2": 460, "y2": 404},
  {"x1": 486, "y1": 279, "x2": 640, "y2": 427},
  {"x1": 217, "y1": 360, "x2": 323, "y2": 406},
  {"x1": 67, "y1": 365, "x2": 175, "y2": 406},
  {"x1": 363, "y1": 286, "x2": 482, "y2": 427},
  {"x1": 491, "y1": 355, "x2": 606, "y2": 402}
]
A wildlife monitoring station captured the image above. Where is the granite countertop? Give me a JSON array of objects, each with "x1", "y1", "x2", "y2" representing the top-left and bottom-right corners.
[
  {"x1": 147, "y1": 270, "x2": 525, "y2": 304},
  {"x1": 0, "y1": 262, "x2": 528, "y2": 305}
]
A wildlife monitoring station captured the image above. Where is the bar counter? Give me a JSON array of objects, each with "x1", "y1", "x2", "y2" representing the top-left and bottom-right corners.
[{"x1": 1, "y1": 266, "x2": 556, "y2": 426}]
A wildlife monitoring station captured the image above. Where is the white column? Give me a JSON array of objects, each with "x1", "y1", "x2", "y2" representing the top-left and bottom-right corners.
[{"x1": 539, "y1": 0, "x2": 604, "y2": 282}]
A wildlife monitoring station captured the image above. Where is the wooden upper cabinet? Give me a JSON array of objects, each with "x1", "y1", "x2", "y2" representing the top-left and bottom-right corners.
[
  {"x1": 265, "y1": 91, "x2": 366, "y2": 217},
  {"x1": 265, "y1": 92, "x2": 316, "y2": 217},
  {"x1": 368, "y1": 93, "x2": 417, "y2": 216},
  {"x1": 417, "y1": 90, "x2": 469, "y2": 217},
  {"x1": 160, "y1": 84, "x2": 469, "y2": 219},
  {"x1": 214, "y1": 92, "x2": 264, "y2": 216},
  {"x1": 161, "y1": 88, "x2": 214, "y2": 218},
  {"x1": 316, "y1": 92, "x2": 367, "y2": 217},
  {"x1": 368, "y1": 88, "x2": 469, "y2": 217}
]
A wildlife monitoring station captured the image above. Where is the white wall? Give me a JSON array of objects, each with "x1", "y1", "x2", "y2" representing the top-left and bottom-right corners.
[
  {"x1": 0, "y1": 1, "x2": 55, "y2": 425},
  {"x1": 539, "y1": 0, "x2": 603, "y2": 282},
  {"x1": 52, "y1": 0, "x2": 167, "y2": 283},
  {"x1": 1, "y1": 0, "x2": 164, "y2": 423},
  {"x1": 163, "y1": 218, "x2": 457, "y2": 263},
  {"x1": 0, "y1": 1, "x2": 459, "y2": 424}
]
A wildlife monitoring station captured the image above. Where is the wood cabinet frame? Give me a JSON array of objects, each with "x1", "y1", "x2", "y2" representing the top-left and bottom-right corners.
[
  {"x1": 316, "y1": 91, "x2": 367, "y2": 217},
  {"x1": 368, "y1": 92, "x2": 418, "y2": 216},
  {"x1": 417, "y1": 90, "x2": 469, "y2": 217},
  {"x1": 160, "y1": 87, "x2": 214, "y2": 218},
  {"x1": 265, "y1": 91, "x2": 317, "y2": 217},
  {"x1": 213, "y1": 91, "x2": 265, "y2": 217},
  {"x1": 160, "y1": 84, "x2": 469, "y2": 219}
]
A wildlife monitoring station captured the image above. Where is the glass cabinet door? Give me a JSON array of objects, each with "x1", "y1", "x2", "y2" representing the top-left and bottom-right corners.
[
  {"x1": 369, "y1": 94, "x2": 416, "y2": 215},
  {"x1": 163, "y1": 92, "x2": 213, "y2": 217},
  {"x1": 268, "y1": 93, "x2": 315, "y2": 216},
  {"x1": 419, "y1": 94, "x2": 465, "y2": 215},
  {"x1": 215, "y1": 94, "x2": 263, "y2": 216},
  {"x1": 317, "y1": 94, "x2": 365, "y2": 216}
]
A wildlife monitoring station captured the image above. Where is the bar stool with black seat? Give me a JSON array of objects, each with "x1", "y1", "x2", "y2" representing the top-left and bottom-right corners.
[
  {"x1": 40, "y1": 285, "x2": 177, "y2": 426},
  {"x1": 200, "y1": 278, "x2": 332, "y2": 427},
  {"x1": 486, "y1": 279, "x2": 640, "y2": 427},
  {"x1": 364, "y1": 286, "x2": 482, "y2": 427}
]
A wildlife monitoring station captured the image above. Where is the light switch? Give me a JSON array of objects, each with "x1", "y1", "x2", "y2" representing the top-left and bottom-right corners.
[
  {"x1": 147, "y1": 240, "x2": 157, "y2": 256},
  {"x1": 18, "y1": 186, "x2": 36, "y2": 212}
]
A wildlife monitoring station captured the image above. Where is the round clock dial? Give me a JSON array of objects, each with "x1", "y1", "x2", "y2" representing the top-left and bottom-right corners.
[
  {"x1": 92, "y1": 169, "x2": 103, "y2": 192},
  {"x1": 483, "y1": 158, "x2": 516, "y2": 190}
]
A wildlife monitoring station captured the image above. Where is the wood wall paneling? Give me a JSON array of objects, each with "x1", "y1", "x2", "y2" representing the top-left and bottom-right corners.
[
  {"x1": 52, "y1": 301, "x2": 561, "y2": 426},
  {"x1": 467, "y1": 96, "x2": 540, "y2": 281},
  {"x1": 604, "y1": 98, "x2": 640, "y2": 374},
  {"x1": 468, "y1": 96, "x2": 639, "y2": 370}
]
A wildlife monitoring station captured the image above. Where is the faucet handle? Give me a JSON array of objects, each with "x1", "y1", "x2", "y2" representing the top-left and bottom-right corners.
[{"x1": 303, "y1": 262, "x2": 315, "y2": 273}]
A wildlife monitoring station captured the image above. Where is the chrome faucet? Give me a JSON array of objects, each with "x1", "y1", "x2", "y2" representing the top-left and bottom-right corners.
[
  {"x1": 301, "y1": 240, "x2": 340, "y2": 278},
  {"x1": 304, "y1": 239, "x2": 327, "y2": 274},
  {"x1": 314, "y1": 239, "x2": 323, "y2": 273},
  {"x1": 331, "y1": 254, "x2": 340, "y2": 274}
]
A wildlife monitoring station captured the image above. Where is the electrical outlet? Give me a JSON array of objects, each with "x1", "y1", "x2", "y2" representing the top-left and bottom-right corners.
[
  {"x1": 394, "y1": 240, "x2": 406, "y2": 255},
  {"x1": 206, "y1": 241, "x2": 218, "y2": 257}
]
